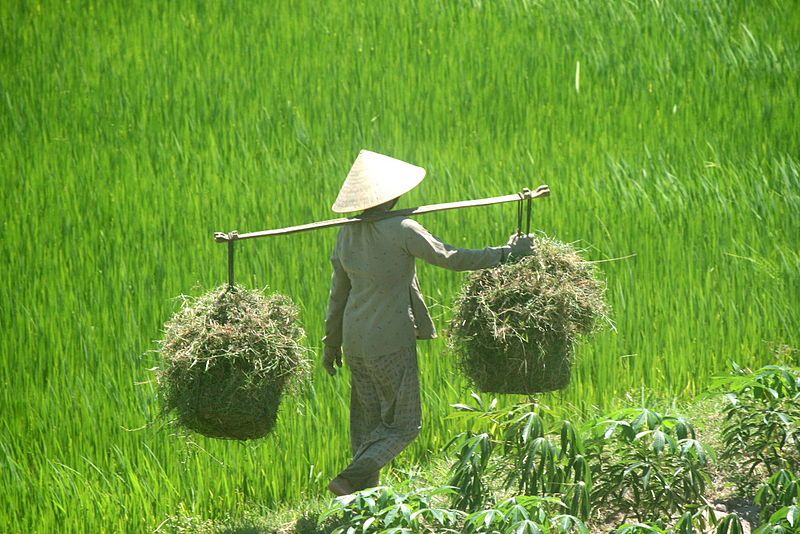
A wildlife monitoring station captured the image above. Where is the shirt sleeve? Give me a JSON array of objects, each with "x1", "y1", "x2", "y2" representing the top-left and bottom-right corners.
[
  {"x1": 322, "y1": 254, "x2": 350, "y2": 348},
  {"x1": 402, "y1": 218, "x2": 509, "y2": 272}
]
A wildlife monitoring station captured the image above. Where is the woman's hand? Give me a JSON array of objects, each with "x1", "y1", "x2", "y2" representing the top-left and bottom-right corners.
[
  {"x1": 323, "y1": 345, "x2": 343, "y2": 376},
  {"x1": 505, "y1": 233, "x2": 535, "y2": 259}
]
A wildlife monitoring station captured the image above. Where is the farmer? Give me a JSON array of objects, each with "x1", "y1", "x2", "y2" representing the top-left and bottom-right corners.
[{"x1": 322, "y1": 150, "x2": 533, "y2": 496}]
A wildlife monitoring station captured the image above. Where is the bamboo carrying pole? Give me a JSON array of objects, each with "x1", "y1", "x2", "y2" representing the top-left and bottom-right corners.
[
  {"x1": 213, "y1": 184, "x2": 550, "y2": 287},
  {"x1": 214, "y1": 184, "x2": 550, "y2": 243}
]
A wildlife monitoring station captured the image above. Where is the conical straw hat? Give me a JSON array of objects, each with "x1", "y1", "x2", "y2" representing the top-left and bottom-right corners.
[{"x1": 332, "y1": 150, "x2": 426, "y2": 213}]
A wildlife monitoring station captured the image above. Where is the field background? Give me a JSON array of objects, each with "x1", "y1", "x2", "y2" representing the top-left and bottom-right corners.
[{"x1": 1, "y1": 0, "x2": 798, "y2": 530}]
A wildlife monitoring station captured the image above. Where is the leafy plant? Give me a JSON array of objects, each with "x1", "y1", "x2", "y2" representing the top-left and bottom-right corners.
[
  {"x1": 613, "y1": 512, "x2": 744, "y2": 534},
  {"x1": 714, "y1": 513, "x2": 746, "y2": 534},
  {"x1": 446, "y1": 396, "x2": 591, "y2": 518},
  {"x1": 463, "y1": 495, "x2": 589, "y2": 534},
  {"x1": 753, "y1": 506, "x2": 800, "y2": 533},
  {"x1": 756, "y1": 470, "x2": 800, "y2": 521},
  {"x1": 673, "y1": 508, "x2": 728, "y2": 534},
  {"x1": 319, "y1": 486, "x2": 465, "y2": 533},
  {"x1": 586, "y1": 407, "x2": 713, "y2": 524},
  {"x1": 500, "y1": 404, "x2": 592, "y2": 519},
  {"x1": 715, "y1": 364, "x2": 800, "y2": 477},
  {"x1": 614, "y1": 524, "x2": 669, "y2": 534},
  {"x1": 445, "y1": 431, "x2": 495, "y2": 511}
]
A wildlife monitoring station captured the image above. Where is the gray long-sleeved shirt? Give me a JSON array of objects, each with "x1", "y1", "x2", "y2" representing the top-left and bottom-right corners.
[{"x1": 323, "y1": 214, "x2": 507, "y2": 357}]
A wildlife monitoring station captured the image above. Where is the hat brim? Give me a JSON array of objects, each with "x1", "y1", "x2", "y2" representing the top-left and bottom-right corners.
[{"x1": 332, "y1": 150, "x2": 426, "y2": 213}]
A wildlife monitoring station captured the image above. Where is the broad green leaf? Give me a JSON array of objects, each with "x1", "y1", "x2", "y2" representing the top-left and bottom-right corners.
[
  {"x1": 716, "y1": 513, "x2": 744, "y2": 534},
  {"x1": 652, "y1": 430, "x2": 666, "y2": 453},
  {"x1": 553, "y1": 514, "x2": 589, "y2": 533},
  {"x1": 361, "y1": 516, "x2": 376, "y2": 531},
  {"x1": 513, "y1": 519, "x2": 543, "y2": 534},
  {"x1": 787, "y1": 505, "x2": 799, "y2": 527}
]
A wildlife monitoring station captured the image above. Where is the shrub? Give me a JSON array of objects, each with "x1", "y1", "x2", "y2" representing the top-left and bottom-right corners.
[
  {"x1": 446, "y1": 396, "x2": 591, "y2": 519},
  {"x1": 463, "y1": 495, "x2": 589, "y2": 534},
  {"x1": 445, "y1": 431, "x2": 494, "y2": 511},
  {"x1": 319, "y1": 486, "x2": 464, "y2": 533},
  {"x1": 752, "y1": 505, "x2": 800, "y2": 533},
  {"x1": 586, "y1": 408, "x2": 713, "y2": 524},
  {"x1": 755, "y1": 470, "x2": 800, "y2": 525},
  {"x1": 716, "y1": 364, "x2": 800, "y2": 476}
]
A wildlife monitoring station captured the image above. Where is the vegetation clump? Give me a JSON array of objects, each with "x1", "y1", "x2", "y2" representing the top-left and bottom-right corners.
[
  {"x1": 157, "y1": 286, "x2": 310, "y2": 440},
  {"x1": 450, "y1": 234, "x2": 610, "y2": 394},
  {"x1": 717, "y1": 362, "x2": 800, "y2": 477}
]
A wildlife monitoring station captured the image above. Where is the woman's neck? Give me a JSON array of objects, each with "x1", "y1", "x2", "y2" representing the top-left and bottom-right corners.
[{"x1": 362, "y1": 198, "x2": 399, "y2": 216}]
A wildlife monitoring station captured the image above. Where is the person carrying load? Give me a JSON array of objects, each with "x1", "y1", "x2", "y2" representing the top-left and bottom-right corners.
[{"x1": 322, "y1": 150, "x2": 534, "y2": 496}]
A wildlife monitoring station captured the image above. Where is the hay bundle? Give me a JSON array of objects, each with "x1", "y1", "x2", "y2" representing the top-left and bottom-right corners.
[
  {"x1": 157, "y1": 286, "x2": 310, "y2": 440},
  {"x1": 449, "y1": 235, "x2": 610, "y2": 394}
]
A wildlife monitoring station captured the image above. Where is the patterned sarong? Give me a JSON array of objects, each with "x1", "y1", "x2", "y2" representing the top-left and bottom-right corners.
[{"x1": 338, "y1": 345, "x2": 421, "y2": 484}]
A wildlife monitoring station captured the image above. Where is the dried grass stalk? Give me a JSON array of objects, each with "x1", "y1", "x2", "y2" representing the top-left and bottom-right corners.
[
  {"x1": 156, "y1": 286, "x2": 310, "y2": 440},
  {"x1": 449, "y1": 235, "x2": 610, "y2": 394}
]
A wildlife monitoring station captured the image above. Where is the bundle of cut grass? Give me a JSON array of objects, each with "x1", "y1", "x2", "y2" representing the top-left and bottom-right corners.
[
  {"x1": 157, "y1": 286, "x2": 310, "y2": 440},
  {"x1": 449, "y1": 235, "x2": 610, "y2": 394}
]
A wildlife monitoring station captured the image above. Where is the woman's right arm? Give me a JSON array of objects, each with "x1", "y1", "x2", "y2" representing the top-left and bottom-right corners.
[
  {"x1": 323, "y1": 255, "x2": 350, "y2": 349},
  {"x1": 402, "y1": 218, "x2": 513, "y2": 271}
]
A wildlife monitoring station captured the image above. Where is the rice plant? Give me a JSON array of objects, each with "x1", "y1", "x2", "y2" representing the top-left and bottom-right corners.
[{"x1": 1, "y1": 0, "x2": 798, "y2": 530}]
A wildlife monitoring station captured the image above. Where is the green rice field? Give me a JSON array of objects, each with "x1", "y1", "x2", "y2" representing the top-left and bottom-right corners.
[{"x1": 1, "y1": 0, "x2": 798, "y2": 530}]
